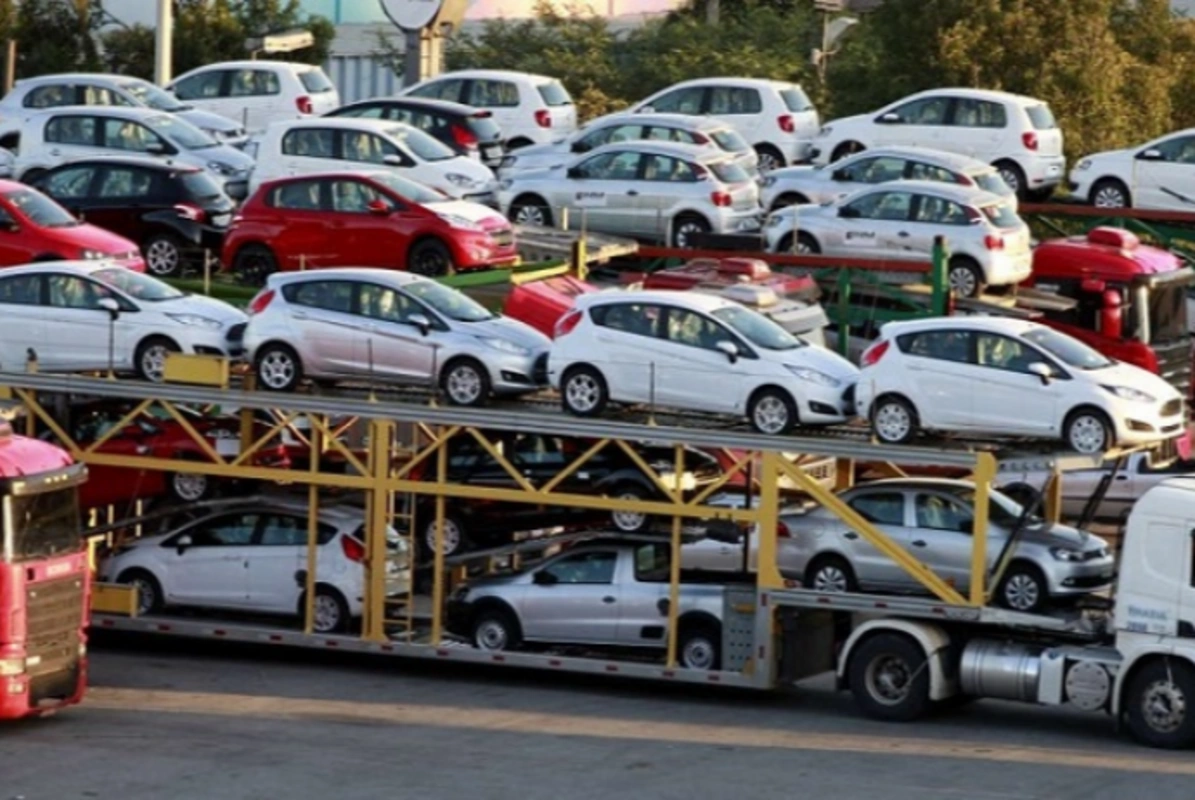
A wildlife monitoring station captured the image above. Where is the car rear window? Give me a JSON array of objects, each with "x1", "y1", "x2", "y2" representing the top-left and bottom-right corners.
[
  {"x1": 981, "y1": 202, "x2": 1021, "y2": 229},
  {"x1": 710, "y1": 127, "x2": 750, "y2": 153},
  {"x1": 179, "y1": 170, "x2": 225, "y2": 200},
  {"x1": 780, "y1": 86, "x2": 814, "y2": 112},
  {"x1": 707, "y1": 159, "x2": 751, "y2": 184},
  {"x1": 974, "y1": 171, "x2": 1009, "y2": 196},
  {"x1": 299, "y1": 69, "x2": 335, "y2": 94},
  {"x1": 466, "y1": 113, "x2": 503, "y2": 142},
  {"x1": 1025, "y1": 104, "x2": 1056, "y2": 130},
  {"x1": 537, "y1": 81, "x2": 573, "y2": 107}
]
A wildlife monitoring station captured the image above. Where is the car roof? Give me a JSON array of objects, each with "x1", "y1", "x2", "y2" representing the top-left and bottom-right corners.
[
  {"x1": 334, "y1": 97, "x2": 482, "y2": 117},
  {"x1": 848, "y1": 477, "x2": 978, "y2": 493},
  {"x1": 582, "y1": 139, "x2": 729, "y2": 162},
  {"x1": 840, "y1": 145, "x2": 994, "y2": 172},
  {"x1": 586, "y1": 111, "x2": 730, "y2": 131},
  {"x1": 268, "y1": 116, "x2": 417, "y2": 134},
  {"x1": 880, "y1": 315, "x2": 1041, "y2": 338},
  {"x1": 260, "y1": 169, "x2": 397, "y2": 187},
  {"x1": 902, "y1": 87, "x2": 1047, "y2": 106},
  {"x1": 576, "y1": 288, "x2": 732, "y2": 312},
  {"x1": 176, "y1": 59, "x2": 321, "y2": 73},
  {"x1": 267, "y1": 267, "x2": 433, "y2": 289},
  {"x1": 14, "y1": 72, "x2": 136, "y2": 86},
  {"x1": 425, "y1": 69, "x2": 560, "y2": 84},
  {"x1": 0, "y1": 260, "x2": 120, "y2": 278},
  {"x1": 847, "y1": 178, "x2": 1005, "y2": 205},
  {"x1": 23, "y1": 105, "x2": 170, "y2": 121},
  {"x1": 42, "y1": 155, "x2": 202, "y2": 173},
  {"x1": 654, "y1": 77, "x2": 804, "y2": 92}
]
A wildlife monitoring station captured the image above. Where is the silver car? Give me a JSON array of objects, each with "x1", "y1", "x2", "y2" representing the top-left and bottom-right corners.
[
  {"x1": 244, "y1": 267, "x2": 551, "y2": 405},
  {"x1": 759, "y1": 145, "x2": 1015, "y2": 212},
  {"x1": 497, "y1": 112, "x2": 759, "y2": 179},
  {"x1": 782, "y1": 478, "x2": 1115, "y2": 613},
  {"x1": 497, "y1": 140, "x2": 762, "y2": 247}
]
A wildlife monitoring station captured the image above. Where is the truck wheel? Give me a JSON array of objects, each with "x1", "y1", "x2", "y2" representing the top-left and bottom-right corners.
[
  {"x1": 678, "y1": 621, "x2": 722, "y2": 670},
  {"x1": 118, "y1": 568, "x2": 163, "y2": 615},
  {"x1": 473, "y1": 608, "x2": 521, "y2": 652},
  {"x1": 848, "y1": 632, "x2": 931, "y2": 722},
  {"x1": 1125, "y1": 659, "x2": 1195, "y2": 749}
]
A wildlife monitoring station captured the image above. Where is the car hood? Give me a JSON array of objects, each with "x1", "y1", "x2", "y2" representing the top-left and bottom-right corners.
[
  {"x1": 1085, "y1": 359, "x2": 1181, "y2": 401},
  {"x1": 782, "y1": 343, "x2": 860, "y2": 382},
  {"x1": 157, "y1": 292, "x2": 248, "y2": 326},
  {"x1": 50, "y1": 222, "x2": 139, "y2": 254},
  {"x1": 771, "y1": 165, "x2": 820, "y2": 181},
  {"x1": 1078, "y1": 148, "x2": 1130, "y2": 167},
  {"x1": 1017, "y1": 521, "x2": 1107, "y2": 552},
  {"x1": 464, "y1": 314, "x2": 552, "y2": 352},
  {"x1": 425, "y1": 199, "x2": 508, "y2": 227},
  {"x1": 199, "y1": 145, "x2": 255, "y2": 172},
  {"x1": 510, "y1": 141, "x2": 567, "y2": 161},
  {"x1": 179, "y1": 108, "x2": 243, "y2": 135},
  {"x1": 439, "y1": 156, "x2": 496, "y2": 185}
]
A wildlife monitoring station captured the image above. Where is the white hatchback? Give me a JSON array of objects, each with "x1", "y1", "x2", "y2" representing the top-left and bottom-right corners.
[
  {"x1": 1068, "y1": 128, "x2": 1195, "y2": 210},
  {"x1": 249, "y1": 117, "x2": 498, "y2": 204},
  {"x1": 548, "y1": 290, "x2": 859, "y2": 434},
  {"x1": 810, "y1": 88, "x2": 1065, "y2": 199},
  {"x1": 168, "y1": 60, "x2": 340, "y2": 134},
  {"x1": 762, "y1": 180, "x2": 1031, "y2": 298},
  {"x1": 855, "y1": 317, "x2": 1186, "y2": 454}
]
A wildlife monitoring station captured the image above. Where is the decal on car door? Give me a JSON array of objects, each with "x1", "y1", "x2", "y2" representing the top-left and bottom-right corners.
[
  {"x1": 845, "y1": 230, "x2": 878, "y2": 247},
  {"x1": 574, "y1": 191, "x2": 608, "y2": 207}
]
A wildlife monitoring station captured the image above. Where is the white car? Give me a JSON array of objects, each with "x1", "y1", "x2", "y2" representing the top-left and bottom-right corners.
[
  {"x1": 811, "y1": 88, "x2": 1065, "y2": 199},
  {"x1": 762, "y1": 180, "x2": 1031, "y2": 298},
  {"x1": 0, "y1": 73, "x2": 248, "y2": 147},
  {"x1": 548, "y1": 290, "x2": 859, "y2": 434},
  {"x1": 244, "y1": 268, "x2": 551, "y2": 406},
  {"x1": 496, "y1": 112, "x2": 758, "y2": 179},
  {"x1": 9, "y1": 106, "x2": 254, "y2": 187},
  {"x1": 168, "y1": 60, "x2": 340, "y2": 134},
  {"x1": 855, "y1": 317, "x2": 1186, "y2": 454},
  {"x1": 760, "y1": 145, "x2": 1015, "y2": 212},
  {"x1": 1068, "y1": 128, "x2": 1195, "y2": 210},
  {"x1": 628, "y1": 77, "x2": 820, "y2": 172},
  {"x1": 249, "y1": 117, "x2": 498, "y2": 204},
  {"x1": 497, "y1": 141, "x2": 761, "y2": 247},
  {"x1": 97, "y1": 498, "x2": 410, "y2": 634},
  {"x1": 401, "y1": 69, "x2": 577, "y2": 149},
  {"x1": 0, "y1": 260, "x2": 246, "y2": 381}
]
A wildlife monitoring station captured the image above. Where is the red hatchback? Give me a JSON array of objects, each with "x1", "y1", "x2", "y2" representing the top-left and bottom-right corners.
[
  {"x1": 222, "y1": 170, "x2": 517, "y2": 284},
  {"x1": 0, "y1": 179, "x2": 144, "y2": 270}
]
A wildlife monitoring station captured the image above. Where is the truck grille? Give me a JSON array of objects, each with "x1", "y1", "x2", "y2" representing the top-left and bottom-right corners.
[
  {"x1": 26, "y1": 575, "x2": 83, "y2": 682},
  {"x1": 1153, "y1": 338, "x2": 1192, "y2": 400}
]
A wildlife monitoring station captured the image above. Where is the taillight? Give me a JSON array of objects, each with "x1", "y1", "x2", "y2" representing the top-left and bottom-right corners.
[
  {"x1": 535, "y1": 109, "x2": 551, "y2": 128},
  {"x1": 296, "y1": 95, "x2": 314, "y2": 114},
  {"x1": 555, "y1": 308, "x2": 583, "y2": 338},
  {"x1": 173, "y1": 203, "x2": 206, "y2": 223},
  {"x1": 777, "y1": 114, "x2": 795, "y2": 133},
  {"x1": 248, "y1": 289, "x2": 275, "y2": 315},
  {"x1": 691, "y1": 132, "x2": 710, "y2": 145},
  {"x1": 1022, "y1": 131, "x2": 1038, "y2": 150},
  {"x1": 861, "y1": 339, "x2": 889, "y2": 367},
  {"x1": 451, "y1": 124, "x2": 478, "y2": 149},
  {"x1": 341, "y1": 535, "x2": 365, "y2": 563},
  {"x1": 955, "y1": 173, "x2": 975, "y2": 186},
  {"x1": 711, "y1": 191, "x2": 732, "y2": 207},
  {"x1": 777, "y1": 522, "x2": 791, "y2": 539},
  {"x1": 984, "y1": 234, "x2": 1005, "y2": 251}
]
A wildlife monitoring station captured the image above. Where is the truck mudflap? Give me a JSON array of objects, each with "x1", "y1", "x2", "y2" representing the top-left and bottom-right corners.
[{"x1": 835, "y1": 619, "x2": 957, "y2": 701}]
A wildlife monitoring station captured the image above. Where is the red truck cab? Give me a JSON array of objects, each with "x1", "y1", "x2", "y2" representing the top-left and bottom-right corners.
[
  {"x1": 1026, "y1": 227, "x2": 1194, "y2": 398},
  {"x1": 0, "y1": 421, "x2": 89, "y2": 720}
]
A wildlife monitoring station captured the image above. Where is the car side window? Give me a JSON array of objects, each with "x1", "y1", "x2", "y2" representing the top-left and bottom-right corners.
[
  {"x1": 101, "y1": 120, "x2": 159, "y2": 153},
  {"x1": 575, "y1": 150, "x2": 641, "y2": 180},
  {"x1": 642, "y1": 154, "x2": 696, "y2": 182},
  {"x1": 907, "y1": 161, "x2": 956, "y2": 182},
  {"x1": 358, "y1": 284, "x2": 420, "y2": 323},
  {"x1": 913, "y1": 194, "x2": 970, "y2": 225},
  {"x1": 646, "y1": 125, "x2": 695, "y2": 145},
  {"x1": 340, "y1": 131, "x2": 395, "y2": 164},
  {"x1": 542, "y1": 551, "x2": 617, "y2": 584},
  {"x1": 281, "y1": 128, "x2": 334, "y2": 158},
  {"x1": 467, "y1": 79, "x2": 519, "y2": 108},
  {"x1": 634, "y1": 542, "x2": 670, "y2": 581},
  {"x1": 1154, "y1": 135, "x2": 1195, "y2": 164},
  {"x1": 283, "y1": 280, "x2": 356, "y2": 314},
  {"x1": 44, "y1": 115, "x2": 97, "y2": 146},
  {"x1": 895, "y1": 330, "x2": 974, "y2": 364},
  {"x1": 975, "y1": 333, "x2": 1045, "y2": 374},
  {"x1": 848, "y1": 492, "x2": 905, "y2": 526},
  {"x1": 846, "y1": 191, "x2": 912, "y2": 221},
  {"x1": 0, "y1": 274, "x2": 40, "y2": 305},
  {"x1": 649, "y1": 86, "x2": 704, "y2": 115},
  {"x1": 229, "y1": 69, "x2": 280, "y2": 97},
  {"x1": 665, "y1": 308, "x2": 732, "y2": 351},
  {"x1": 889, "y1": 96, "x2": 950, "y2": 125},
  {"x1": 340, "y1": 104, "x2": 386, "y2": 119},
  {"x1": 257, "y1": 515, "x2": 320, "y2": 546},
  {"x1": 708, "y1": 86, "x2": 762, "y2": 115},
  {"x1": 511, "y1": 434, "x2": 564, "y2": 467},
  {"x1": 329, "y1": 179, "x2": 389, "y2": 213},
  {"x1": 915, "y1": 494, "x2": 972, "y2": 532},
  {"x1": 24, "y1": 85, "x2": 74, "y2": 108},
  {"x1": 42, "y1": 166, "x2": 96, "y2": 198},
  {"x1": 83, "y1": 86, "x2": 133, "y2": 107},
  {"x1": 409, "y1": 79, "x2": 462, "y2": 102},
  {"x1": 172, "y1": 71, "x2": 226, "y2": 100},
  {"x1": 591, "y1": 302, "x2": 662, "y2": 338},
  {"x1": 187, "y1": 513, "x2": 260, "y2": 546},
  {"x1": 850, "y1": 156, "x2": 906, "y2": 183},
  {"x1": 951, "y1": 98, "x2": 1006, "y2": 128},
  {"x1": 47, "y1": 275, "x2": 112, "y2": 310},
  {"x1": 269, "y1": 180, "x2": 322, "y2": 210},
  {"x1": 97, "y1": 167, "x2": 154, "y2": 199}
]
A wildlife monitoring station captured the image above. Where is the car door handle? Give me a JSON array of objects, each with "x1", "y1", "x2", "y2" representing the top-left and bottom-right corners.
[
  {"x1": 626, "y1": 190, "x2": 639, "y2": 196},
  {"x1": 657, "y1": 598, "x2": 670, "y2": 615},
  {"x1": 50, "y1": 148, "x2": 60, "y2": 156},
  {"x1": 843, "y1": 532, "x2": 858, "y2": 540},
  {"x1": 1115, "y1": 475, "x2": 1128, "y2": 481},
  {"x1": 602, "y1": 596, "x2": 616, "y2": 604},
  {"x1": 911, "y1": 540, "x2": 927, "y2": 547},
  {"x1": 898, "y1": 231, "x2": 910, "y2": 238},
  {"x1": 292, "y1": 311, "x2": 309, "y2": 320}
]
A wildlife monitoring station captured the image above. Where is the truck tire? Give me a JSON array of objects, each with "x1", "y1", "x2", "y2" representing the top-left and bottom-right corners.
[
  {"x1": 1125, "y1": 658, "x2": 1195, "y2": 749},
  {"x1": 848, "y1": 632, "x2": 931, "y2": 722}
]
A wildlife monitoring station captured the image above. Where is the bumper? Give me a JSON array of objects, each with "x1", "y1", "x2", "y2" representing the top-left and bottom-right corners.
[
  {"x1": 1025, "y1": 155, "x2": 1067, "y2": 188},
  {"x1": 487, "y1": 349, "x2": 550, "y2": 394},
  {"x1": 781, "y1": 138, "x2": 815, "y2": 165},
  {"x1": 982, "y1": 251, "x2": 1033, "y2": 287},
  {"x1": 1045, "y1": 558, "x2": 1116, "y2": 596},
  {"x1": 177, "y1": 326, "x2": 246, "y2": 359},
  {"x1": 454, "y1": 230, "x2": 519, "y2": 269},
  {"x1": 711, "y1": 208, "x2": 766, "y2": 235},
  {"x1": 463, "y1": 190, "x2": 500, "y2": 209},
  {"x1": 1113, "y1": 407, "x2": 1187, "y2": 445},
  {"x1": 794, "y1": 381, "x2": 855, "y2": 425}
]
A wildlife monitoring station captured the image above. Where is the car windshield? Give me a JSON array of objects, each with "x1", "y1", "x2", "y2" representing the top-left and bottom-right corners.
[
  {"x1": 1023, "y1": 326, "x2": 1113, "y2": 370},
  {"x1": 147, "y1": 114, "x2": 218, "y2": 149},
  {"x1": 708, "y1": 159, "x2": 751, "y2": 184},
  {"x1": 6, "y1": 485, "x2": 81, "y2": 561},
  {"x1": 780, "y1": 86, "x2": 814, "y2": 112},
  {"x1": 93, "y1": 267, "x2": 184, "y2": 301},
  {"x1": 121, "y1": 79, "x2": 186, "y2": 112},
  {"x1": 948, "y1": 487, "x2": 1040, "y2": 527},
  {"x1": 712, "y1": 304, "x2": 804, "y2": 350},
  {"x1": 405, "y1": 279, "x2": 493, "y2": 322},
  {"x1": 370, "y1": 171, "x2": 445, "y2": 204},
  {"x1": 5, "y1": 188, "x2": 77, "y2": 227},
  {"x1": 981, "y1": 202, "x2": 1021, "y2": 228},
  {"x1": 710, "y1": 127, "x2": 750, "y2": 153},
  {"x1": 386, "y1": 125, "x2": 455, "y2": 162}
]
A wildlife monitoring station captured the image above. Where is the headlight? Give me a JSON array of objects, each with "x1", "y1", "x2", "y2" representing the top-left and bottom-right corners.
[
  {"x1": 480, "y1": 336, "x2": 530, "y2": 355},
  {"x1": 1101, "y1": 384, "x2": 1155, "y2": 403},
  {"x1": 500, "y1": 156, "x2": 517, "y2": 169},
  {"x1": 207, "y1": 160, "x2": 234, "y2": 176},
  {"x1": 445, "y1": 173, "x2": 479, "y2": 188},
  {"x1": 1050, "y1": 546, "x2": 1084, "y2": 562},
  {"x1": 499, "y1": 179, "x2": 513, "y2": 191},
  {"x1": 1076, "y1": 159, "x2": 1092, "y2": 171},
  {"x1": 766, "y1": 214, "x2": 787, "y2": 228},
  {"x1": 79, "y1": 248, "x2": 109, "y2": 260},
  {"x1": 437, "y1": 213, "x2": 484, "y2": 231},
  {"x1": 760, "y1": 176, "x2": 777, "y2": 188},
  {"x1": 167, "y1": 313, "x2": 223, "y2": 329},
  {"x1": 785, "y1": 365, "x2": 840, "y2": 387}
]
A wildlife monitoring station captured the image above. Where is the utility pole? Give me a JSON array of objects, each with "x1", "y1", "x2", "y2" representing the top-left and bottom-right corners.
[
  {"x1": 5, "y1": 0, "x2": 18, "y2": 95},
  {"x1": 706, "y1": 0, "x2": 719, "y2": 24},
  {"x1": 154, "y1": 0, "x2": 173, "y2": 86}
]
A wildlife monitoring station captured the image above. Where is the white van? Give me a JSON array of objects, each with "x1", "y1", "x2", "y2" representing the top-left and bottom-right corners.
[
  {"x1": 167, "y1": 60, "x2": 340, "y2": 134},
  {"x1": 400, "y1": 69, "x2": 577, "y2": 149},
  {"x1": 249, "y1": 117, "x2": 498, "y2": 204}
]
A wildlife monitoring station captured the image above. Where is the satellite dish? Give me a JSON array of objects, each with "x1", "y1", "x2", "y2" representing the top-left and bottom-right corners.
[{"x1": 379, "y1": 0, "x2": 446, "y2": 31}]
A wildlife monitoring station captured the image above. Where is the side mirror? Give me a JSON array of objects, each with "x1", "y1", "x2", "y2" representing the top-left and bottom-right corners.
[
  {"x1": 533, "y1": 570, "x2": 558, "y2": 586},
  {"x1": 571, "y1": 140, "x2": 588, "y2": 153},
  {"x1": 1027, "y1": 362, "x2": 1053, "y2": 385},
  {"x1": 639, "y1": 105, "x2": 655, "y2": 114},
  {"x1": 382, "y1": 153, "x2": 405, "y2": 167},
  {"x1": 366, "y1": 199, "x2": 390, "y2": 215},
  {"x1": 408, "y1": 313, "x2": 431, "y2": 335},
  {"x1": 0, "y1": 218, "x2": 18, "y2": 233},
  {"x1": 878, "y1": 112, "x2": 902, "y2": 124},
  {"x1": 176, "y1": 534, "x2": 193, "y2": 554},
  {"x1": 958, "y1": 519, "x2": 974, "y2": 534},
  {"x1": 566, "y1": 166, "x2": 583, "y2": 179},
  {"x1": 144, "y1": 142, "x2": 166, "y2": 155},
  {"x1": 715, "y1": 340, "x2": 739, "y2": 362},
  {"x1": 225, "y1": 180, "x2": 248, "y2": 202},
  {"x1": 98, "y1": 296, "x2": 120, "y2": 320},
  {"x1": 831, "y1": 168, "x2": 849, "y2": 182},
  {"x1": 1138, "y1": 148, "x2": 1164, "y2": 161},
  {"x1": 838, "y1": 205, "x2": 860, "y2": 219}
]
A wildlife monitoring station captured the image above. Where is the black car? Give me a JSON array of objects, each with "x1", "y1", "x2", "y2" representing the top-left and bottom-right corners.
[
  {"x1": 325, "y1": 97, "x2": 506, "y2": 168},
  {"x1": 409, "y1": 430, "x2": 724, "y2": 559},
  {"x1": 27, "y1": 156, "x2": 236, "y2": 278}
]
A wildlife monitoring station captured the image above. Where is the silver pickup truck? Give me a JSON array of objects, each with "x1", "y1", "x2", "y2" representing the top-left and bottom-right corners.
[
  {"x1": 446, "y1": 539, "x2": 748, "y2": 670},
  {"x1": 999, "y1": 452, "x2": 1195, "y2": 523}
]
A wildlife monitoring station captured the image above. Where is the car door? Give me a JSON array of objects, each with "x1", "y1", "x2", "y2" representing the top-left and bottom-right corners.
[
  {"x1": 559, "y1": 149, "x2": 643, "y2": 235},
  {"x1": 40, "y1": 113, "x2": 100, "y2": 168},
  {"x1": 82, "y1": 164, "x2": 157, "y2": 241},
  {"x1": 587, "y1": 301, "x2": 665, "y2": 404},
  {"x1": 829, "y1": 189, "x2": 915, "y2": 259},
  {"x1": 280, "y1": 278, "x2": 363, "y2": 375},
  {"x1": 245, "y1": 513, "x2": 326, "y2": 613},
  {"x1": 1133, "y1": 134, "x2": 1195, "y2": 210},
  {"x1": 636, "y1": 153, "x2": 702, "y2": 240},
  {"x1": 519, "y1": 549, "x2": 621, "y2": 644},
  {"x1": 226, "y1": 67, "x2": 282, "y2": 133},
  {"x1": 839, "y1": 490, "x2": 916, "y2": 590},
  {"x1": 464, "y1": 78, "x2": 520, "y2": 143},
  {"x1": 0, "y1": 272, "x2": 45, "y2": 368},
  {"x1": 34, "y1": 164, "x2": 99, "y2": 219},
  {"x1": 706, "y1": 85, "x2": 763, "y2": 146},
  {"x1": 876, "y1": 95, "x2": 951, "y2": 151},
  {"x1": 891, "y1": 328, "x2": 978, "y2": 429},
  {"x1": 266, "y1": 177, "x2": 338, "y2": 269},
  {"x1": 640, "y1": 85, "x2": 707, "y2": 116},
  {"x1": 40, "y1": 272, "x2": 121, "y2": 370},
  {"x1": 354, "y1": 281, "x2": 438, "y2": 382},
  {"x1": 616, "y1": 543, "x2": 671, "y2": 646},
  {"x1": 970, "y1": 331, "x2": 1061, "y2": 434},
  {"x1": 652, "y1": 305, "x2": 744, "y2": 414},
  {"x1": 908, "y1": 491, "x2": 988, "y2": 593},
  {"x1": 902, "y1": 192, "x2": 968, "y2": 257},
  {"x1": 170, "y1": 69, "x2": 232, "y2": 123},
  {"x1": 277, "y1": 127, "x2": 338, "y2": 185},
  {"x1": 164, "y1": 512, "x2": 259, "y2": 608},
  {"x1": 946, "y1": 97, "x2": 1007, "y2": 160}
]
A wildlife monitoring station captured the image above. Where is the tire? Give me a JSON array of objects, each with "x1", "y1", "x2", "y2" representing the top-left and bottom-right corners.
[
  {"x1": 255, "y1": 342, "x2": 303, "y2": 392},
  {"x1": 754, "y1": 144, "x2": 785, "y2": 173},
  {"x1": 143, "y1": 232, "x2": 186, "y2": 278},
  {"x1": 994, "y1": 160, "x2": 1027, "y2": 199},
  {"x1": 1064, "y1": 407, "x2": 1113, "y2": 455},
  {"x1": 870, "y1": 394, "x2": 919, "y2": 445},
  {"x1": 135, "y1": 336, "x2": 180, "y2": 382},
  {"x1": 440, "y1": 357, "x2": 491, "y2": 407},
  {"x1": 472, "y1": 607, "x2": 522, "y2": 652},
  {"x1": 796, "y1": 232, "x2": 820, "y2": 254},
  {"x1": 995, "y1": 561, "x2": 1049, "y2": 613},
  {"x1": 848, "y1": 632, "x2": 932, "y2": 722},
  {"x1": 510, "y1": 194, "x2": 553, "y2": 227},
  {"x1": 748, "y1": 387, "x2": 798, "y2": 435},
  {"x1": 947, "y1": 257, "x2": 984, "y2": 298},
  {"x1": 168, "y1": 471, "x2": 213, "y2": 504},
  {"x1": 1090, "y1": 178, "x2": 1131, "y2": 209},
  {"x1": 303, "y1": 586, "x2": 349, "y2": 634},
  {"x1": 609, "y1": 482, "x2": 651, "y2": 533},
  {"x1": 831, "y1": 142, "x2": 864, "y2": 162},
  {"x1": 672, "y1": 213, "x2": 710, "y2": 248},
  {"x1": 678, "y1": 621, "x2": 722, "y2": 670},
  {"x1": 1125, "y1": 658, "x2": 1195, "y2": 749},
  {"x1": 232, "y1": 243, "x2": 277, "y2": 287},
  {"x1": 422, "y1": 513, "x2": 471, "y2": 560},
  {"x1": 804, "y1": 554, "x2": 858, "y2": 593},
  {"x1": 408, "y1": 238, "x2": 455, "y2": 277},
  {"x1": 771, "y1": 192, "x2": 809, "y2": 212},
  {"x1": 20, "y1": 167, "x2": 46, "y2": 184},
  {"x1": 117, "y1": 568, "x2": 163, "y2": 615},
  {"x1": 561, "y1": 365, "x2": 608, "y2": 417}
]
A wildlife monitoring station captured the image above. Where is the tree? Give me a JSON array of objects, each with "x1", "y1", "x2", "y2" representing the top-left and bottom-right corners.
[{"x1": 14, "y1": 0, "x2": 102, "y2": 78}]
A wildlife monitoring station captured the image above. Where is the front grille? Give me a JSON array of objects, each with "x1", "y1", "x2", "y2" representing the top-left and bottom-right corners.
[
  {"x1": 491, "y1": 227, "x2": 514, "y2": 248},
  {"x1": 26, "y1": 575, "x2": 83, "y2": 680},
  {"x1": 1065, "y1": 573, "x2": 1115, "y2": 589},
  {"x1": 226, "y1": 322, "x2": 247, "y2": 343}
]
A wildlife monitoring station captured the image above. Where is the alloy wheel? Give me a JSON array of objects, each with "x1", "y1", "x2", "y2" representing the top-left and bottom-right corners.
[
  {"x1": 146, "y1": 239, "x2": 181, "y2": 276},
  {"x1": 259, "y1": 351, "x2": 296, "y2": 390},
  {"x1": 752, "y1": 396, "x2": 790, "y2": 434}
]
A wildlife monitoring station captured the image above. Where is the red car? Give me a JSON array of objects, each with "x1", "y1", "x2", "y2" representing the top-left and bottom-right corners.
[
  {"x1": 0, "y1": 179, "x2": 145, "y2": 270},
  {"x1": 222, "y1": 170, "x2": 517, "y2": 284}
]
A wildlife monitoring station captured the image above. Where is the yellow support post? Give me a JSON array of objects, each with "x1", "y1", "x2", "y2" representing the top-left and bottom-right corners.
[
  {"x1": 756, "y1": 451, "x2": 784, "y2": 591},
  {"x1": 431, "y1": 425, "x2": 448, "y2": 646},
  {"x1": 834, "y1": 458, "x2": 855, "y2": 492},
  {"x1": 365, "y1": 418, "x2": 392, "y2": 642},
  {"x1": 969, "y1": 452, "x2": 997, "y2": 606},
  {"x1": 665, "y1": 444, "x2": 683, "y2": 668},
  {"x1": 302, "y1": 420, "x2": 322, "y2": 635},
  {"x1": 1044, "y1": 468, "x2": 1063, "y2": 525}
]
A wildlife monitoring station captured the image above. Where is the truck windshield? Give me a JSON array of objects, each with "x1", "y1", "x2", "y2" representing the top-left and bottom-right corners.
[
  {"x1": 1144, "y1": 283, "x2": 1188, "y2": 344},
  {"x1": 5, "y1": 486, "x2": 81, "y2": 562}
]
